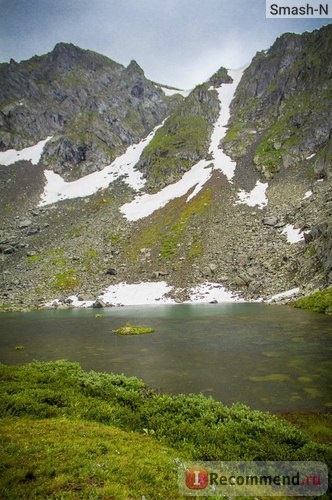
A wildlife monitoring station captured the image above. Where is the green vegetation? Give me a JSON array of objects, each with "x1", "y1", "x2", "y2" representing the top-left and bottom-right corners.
[
  {"x1": 48, "y1": 248, "x2": 68, "y2": 267},
  {"x1": 249, "y1": 373, "x2": 292, "y2": 383},
  {"x1": 142, "y1": 114, "x2": 209, "y2": 185},
  {"x1": 144, "y1": 115, "x2": 209, "y2": 157},
  {"x1": 0, "y1": 417, "x2": 181, "y2": 499},
  {"x1": 129, "y1": 188, "x2": 211, "y2": 261},
  {"x1": 139, "y1": 82, "x2": 217, "y2": 188},
  {"x1": 0, "y1": 361, "x2": 330, "y2": 498},
  {"x1": 188, "y1": 239, "x2": 204, "y2": 260},
  {"x1": 223, "y1": 96, "x2": 260, "y2": 148},
  {"x1": 26, "y1": 254, "x2": 42, "y2": 264},
  {"x1": 85, "y1": 192, "x2": 113, "y2": 213},
  {"x1": 52, "y1": 269, "x2": 79, "y2": 293},
  {"x1": 106, "y1": 231, "x2": 123, "y2": 244},
  {"x1": 160, "y1": 189, "x2": 212, "y2": 258},
  {"x1": 292, "y1": 288, "x2": 332, "y2": 314},
  {"x1": 280, "y1": 412, "x2": 332, "y2": 444},
  {"x1": 209, "y1": 66, "x2": 231, "y2": 87},
  {"x1": 112, "y1": 323, "x2": 155, "y2": 335},
  {"x1": 251, "y1": 93, "x2": 317, "y2": 175}
]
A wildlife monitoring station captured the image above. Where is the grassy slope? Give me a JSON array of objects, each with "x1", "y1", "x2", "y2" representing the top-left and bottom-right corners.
[
  {"x1": 0, "y1": 361, "x2": 331, "y2": 498},
  {"x1": 292, "y1": 287, "x2": 332, "y2": 314},
  {"x1": 0, "y1": 417, "x2": 182, "y2": 499}
]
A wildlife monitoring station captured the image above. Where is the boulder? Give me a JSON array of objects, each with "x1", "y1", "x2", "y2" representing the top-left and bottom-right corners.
[
  {"x1": 93, "y1": 299, "x2": 106, "y2": 308},
  {"x1": 105, "y1": 268, "x2": 117, "y2": 276},
  {"x1": 18, "y1": 219, "x2": 32, "y2": 229},
  {"x1": 262, "y1": 216, "x2": 278, "y2": 226}
]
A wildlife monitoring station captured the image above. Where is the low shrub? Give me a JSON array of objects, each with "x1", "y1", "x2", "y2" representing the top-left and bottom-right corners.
[{"x1": 0, "y1": 361, "x2": 330, "y2": 466}]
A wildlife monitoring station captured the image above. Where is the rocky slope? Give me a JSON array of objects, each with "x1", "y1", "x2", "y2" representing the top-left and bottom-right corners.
[
  {"x1": 0, "y1": 43, "x2": 177, "y2": 180},
  {"x1": 0, "y1": 26, "x2": 331, "y2": 310},
  {"x1": 222, "y1": 23, "x2": 332, "y2": 289}
]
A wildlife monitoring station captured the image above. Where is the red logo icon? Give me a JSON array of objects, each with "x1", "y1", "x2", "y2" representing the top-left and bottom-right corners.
[{"x1": 185, "y1": 466, "x2": 209, "y2": 490}]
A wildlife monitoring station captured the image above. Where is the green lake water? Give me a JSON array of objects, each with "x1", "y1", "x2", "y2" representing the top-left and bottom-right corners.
[{"x1": 0, "y1": 303, "x2": 331, "y2": 412}]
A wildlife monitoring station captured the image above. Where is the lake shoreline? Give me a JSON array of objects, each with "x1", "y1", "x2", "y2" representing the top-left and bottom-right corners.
[{"x1": 0, "y1": 280, "x2": 304, "y2": 313}]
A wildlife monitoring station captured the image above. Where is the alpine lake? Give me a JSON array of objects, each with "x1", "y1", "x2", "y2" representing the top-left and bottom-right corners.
[{"x1": 0, "y1": 302, "x2": 331, "y2": 413}]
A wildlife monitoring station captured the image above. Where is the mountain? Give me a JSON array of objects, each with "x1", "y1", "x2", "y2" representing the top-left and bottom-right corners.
[
  {"x1": 0, "y1": 43, "x2": 179, "y2": 180},
  {"x1": 0, "y1": 26, "x2": 331, "y2": 311}
]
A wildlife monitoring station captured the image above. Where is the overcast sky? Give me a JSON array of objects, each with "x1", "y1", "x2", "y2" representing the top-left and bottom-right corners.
[{"x1": 0, "y1": 0, "x2": 330, "y2": 88}]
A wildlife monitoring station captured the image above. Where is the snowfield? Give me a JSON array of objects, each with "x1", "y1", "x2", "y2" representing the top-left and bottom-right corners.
[
  {"x1": 0, "y1": 136, "x2": 52, "y2": 166},
  {"x1": 100, "y1": 281, "x2": 175, "y2": 305},
  {"x1": 38, "y1": 124, "x2": 164, "y2": 206},
  {"x1": 208, "y1": 67, "x2": 245, "y2": 181},
  {"x1": 267, "y1": 287, "x2": 300, "y2": 302},
  {"x1": 158, "y1": 86, "x2": 191, "y2": 97},
  {"x1": 46, "y1": 281, "x2": 244, "y2": 308},
  {"x1": 120, "y1": 160, "x2": 213, "y2": 220}
]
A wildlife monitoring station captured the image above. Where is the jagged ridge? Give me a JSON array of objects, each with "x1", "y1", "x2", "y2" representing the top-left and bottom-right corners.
[{"x1": 0, "y1": 43, "x2": 177, "y2": 180}]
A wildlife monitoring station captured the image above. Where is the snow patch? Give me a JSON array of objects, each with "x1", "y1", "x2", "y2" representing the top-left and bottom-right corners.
[
  {"x1": 209, "y1": 68, "x2": 245, "y2": 181},
  {"x1": 121, "y1": 67, "x2": 246, "y2": 221},
  {"x1": 281, "y1": 224, "x2": 304, "y2": 244},
  {"x1": 120, "y1": 160, "x2": 213, "y2": 221},
  {"x1": 38, "y1": 124, "x2": 163, "y2": 206},
  {"x1": 159, "y1": 86, "x2": 190, "y2": 97},
  {"x1": 100, "y1": 281, "x2": 175, "y2": 305},
  {"x1": 235, "y1": 181, "x2": 268, "y2": 209},
  {"x1": 303, "y1": 190, "x2": 313, "y2": 199},
  {"x1": 187, "y1": 282, "x2": 244, "y2": 303},
  {"x1": 38, "y1": 66, "x2": 246, "y2": 218},
  {"x1": 0, "y1": 136, "x2": 52, "y2": 166},
  {"x1": 46, "y1": 281, "x2": 245, "y2": 309},
  {"x1": 306, "y1": 153, "x2": 316, "y2": 160},
  {"x1": 267, "y1": 288, "x2": 300, "y2": 302}
]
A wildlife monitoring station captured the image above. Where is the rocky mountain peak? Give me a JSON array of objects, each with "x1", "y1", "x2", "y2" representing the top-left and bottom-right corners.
[
  {"x1": 208, "y1": 66, "x2": 233, "y2": 87},
  {"x1": 223, "y1": 23, "x2": 332, "y2": 179},
  {"x1": 0, "y1": 44, "x2": 172, "y2": 179},
  {"x1": 125, "y1": 59, "x2": 145, "y2": 75}
]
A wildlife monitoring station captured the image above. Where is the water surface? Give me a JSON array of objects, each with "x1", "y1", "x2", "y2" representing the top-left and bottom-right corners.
[{"x1": 0, "y1": 303, "x2": 331, "y2": 412}]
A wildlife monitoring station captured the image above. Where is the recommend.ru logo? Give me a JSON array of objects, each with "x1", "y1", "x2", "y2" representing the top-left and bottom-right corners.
[{"x1": 179, "y1": 461, "x2": 328, "y2": 496}]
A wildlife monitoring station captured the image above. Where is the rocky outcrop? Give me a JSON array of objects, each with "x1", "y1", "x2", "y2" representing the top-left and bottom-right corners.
[
  {"x1": 135, "y1": 67, "x2": 231, "y2": 190},
  {"x1": 222, "y1": 24, "x2": 332, "y2": 180},
  {"x1": 0, "y1": 44, "x2": 176, "y2": 180}
]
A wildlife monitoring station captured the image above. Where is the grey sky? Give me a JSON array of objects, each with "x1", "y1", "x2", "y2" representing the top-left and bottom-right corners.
[{"x1": 0, "y1": 0, "x2": 330, "y2": 88}]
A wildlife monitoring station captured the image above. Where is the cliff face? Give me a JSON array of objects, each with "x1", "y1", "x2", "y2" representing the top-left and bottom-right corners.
[
  {"x1": 222, "y1": 24, "x2": 332, "y2": 288},
  {"x1": 0, "y1": 43, "x2": 174, "y2": 180},
  {"x1": 223, "y1": 24, "x2": 332, "y2": 180},
  {"x1": 0, "y1": 26, "x2": 331, "y2": 310}
]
